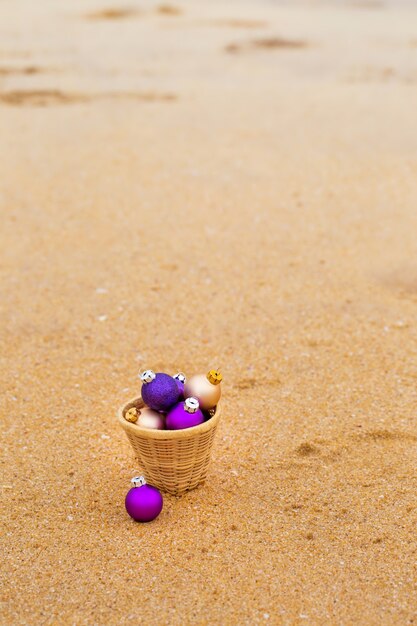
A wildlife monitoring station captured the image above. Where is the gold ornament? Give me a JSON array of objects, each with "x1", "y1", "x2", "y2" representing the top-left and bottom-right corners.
[
  {"x1": 183, "y1": 370, "x2": 222, "y2": 410},
  {"x1": 125, "y1": 407, "x2": 138, "y2": 423}
]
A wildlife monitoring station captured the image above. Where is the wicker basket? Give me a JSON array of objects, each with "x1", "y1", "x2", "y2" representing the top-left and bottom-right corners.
[{"x1": 117, "y1": 397, "x2": 222, "y2": 495}]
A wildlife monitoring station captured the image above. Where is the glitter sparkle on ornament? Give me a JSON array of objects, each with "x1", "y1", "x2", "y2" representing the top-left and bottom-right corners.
[{"x1": 140, "y1": 370, "x2": 180, "y2": 412}]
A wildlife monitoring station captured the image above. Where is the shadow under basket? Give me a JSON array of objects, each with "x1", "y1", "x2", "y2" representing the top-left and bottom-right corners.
[{"x1": 117, "y1": 397, "x2": 222, "y2": 495}]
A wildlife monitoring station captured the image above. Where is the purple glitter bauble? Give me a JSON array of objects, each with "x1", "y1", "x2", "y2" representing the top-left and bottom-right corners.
[
  {"x1": 174, "y1": 379, "x2": 185, "y2": 399},
  {"x1": 166, "y1": 401, "x2": 205, "y2": 430},
  {"x1": 172, "y1": 373, "x2": 186, "y2": 400},
  {"x1": 141, "y1": 373, "x2": 180, "y2": 412},
  {"x1": 125, "y1": 484, "x2": 163, "y2": 522}
]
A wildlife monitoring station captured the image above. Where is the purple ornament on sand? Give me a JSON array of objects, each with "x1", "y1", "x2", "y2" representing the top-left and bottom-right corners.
[
  {"x1": 125, "y1": 476, "x2": 163, "y2": 522},
  {"x1": 166, "y1": 397, "x2": 204, "y2": 430},
  {"x1": 140, "y1": 370, "x2": 180, "y2": 412},
  {"x1": 173, "y1": 372, "x2": 186, "y2": 399}
]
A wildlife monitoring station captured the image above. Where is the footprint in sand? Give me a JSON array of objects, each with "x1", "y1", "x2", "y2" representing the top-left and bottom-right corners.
[
  {"x1": 295, "y1": 442, "x2": 321, "y2": 457},
  {"x1": 234, "y1": 375, "x2": 281, "y2": 391},
  {"x1": 293, "y1": 429, "x2": 416, "y2": 466},
  {"x1": 378, "y1": 268, "x2": 417, "y2": 300},
  {"x1": 234, "y1": 378, "x2": 258, "y2": 391},
  {"x1": 359, "y1": 429, "x2": 417, "y2": 443}
]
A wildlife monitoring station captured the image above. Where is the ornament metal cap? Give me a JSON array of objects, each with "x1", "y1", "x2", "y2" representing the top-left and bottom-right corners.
[
  {"x1": 184, "y1": 397, "x2": 199, "y2": 414},
  {"x1": 125, "y1": 407, "x2": 138, "y2": 423},
  {"x1": 131, "y1": 476, "x2": 147, "y2": 488},
  {"x1": 140, "y1": 370, "x2": 156, "y2": 384},
  {"x1": 173, "y1": 372, "x2": 186, "y2": 384},
  {"x1": 207, "y1": 369, "x2": 222, "y2": 385}
]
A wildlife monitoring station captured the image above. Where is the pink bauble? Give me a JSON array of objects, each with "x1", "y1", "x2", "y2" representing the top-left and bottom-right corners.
[{"x1": 137, "y1": 407, "x2": 165, "y2": 430}]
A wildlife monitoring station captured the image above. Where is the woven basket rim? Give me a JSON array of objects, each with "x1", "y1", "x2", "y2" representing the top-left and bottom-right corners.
[{"x1": 117, "y1": 396, "x2": 222, "y2": 440}]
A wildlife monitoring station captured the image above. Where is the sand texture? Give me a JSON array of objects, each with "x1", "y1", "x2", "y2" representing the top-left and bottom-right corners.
[{"x1": 1, "y1": 0, "x2": 417, "y2": 624}]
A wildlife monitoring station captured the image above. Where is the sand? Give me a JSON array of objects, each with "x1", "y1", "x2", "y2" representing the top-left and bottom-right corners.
[{"x1": 1, "y1": 0, "x2": 417, "y2": 624}]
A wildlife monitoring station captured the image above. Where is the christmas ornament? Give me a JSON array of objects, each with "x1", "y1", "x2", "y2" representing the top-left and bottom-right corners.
[
  {"x1": 125, "y1": 476, "x2": 163, "y2": 522},
  {"x1": 140, "y1": 370, "x2": 180, "y2": 412},
  {"x1": 137, "y1": 407, "x2": 165, "y2": 430},
  {"x1": 124, "y1": 407, "x2": 138, "y2": 423},
  {"x1": 183, "y1": 369, "x2": 222, "y2": 410},
  {"x1": 173, "y1": 372, "x2": 186, "y2": 398},
  {"x1": 166, "y1": 397, "x2": 204, "y2": 430}
]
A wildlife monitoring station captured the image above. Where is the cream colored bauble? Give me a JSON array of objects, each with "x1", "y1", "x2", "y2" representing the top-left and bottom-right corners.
[
  {"x1": 137, "y1": 407, "x2": 165, "y2": 430},
  {"x1": 183, "y1": 370, "x2": 222, "y2": 410}
]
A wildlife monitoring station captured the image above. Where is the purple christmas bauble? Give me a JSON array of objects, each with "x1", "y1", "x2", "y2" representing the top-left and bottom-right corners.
[
  {"x1": 125, "y1": 478, "x2": 163, "y2": 522},
  {"x1": 175, "y1": 382, "x2": 184, "y2": 398},
  {"x1": 166, "y1": 398, "x2": 204, "y2": 430},
  {"x1": 140, "y1": 371, "x2": 179, "y2": 412},
  {"x1": 173, "y1": 373, "x2": 186, "y2": 399}
]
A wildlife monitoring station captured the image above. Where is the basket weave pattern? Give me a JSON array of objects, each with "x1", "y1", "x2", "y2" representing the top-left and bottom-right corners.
[{"x1": 118, "y1": 397, "x2": 221, "y2": 495}]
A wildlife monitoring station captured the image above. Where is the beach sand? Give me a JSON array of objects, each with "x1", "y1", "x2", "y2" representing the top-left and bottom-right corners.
[{"x1": 1, "y1": 0, "x2": 417, "y2": 623}]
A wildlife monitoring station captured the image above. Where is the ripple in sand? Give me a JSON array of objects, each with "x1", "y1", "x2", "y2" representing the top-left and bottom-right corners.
[
  {"x1": 156, "y1": 4, "x2": 182, "y2": 16},
  {"x1": 0, "y1": 90, "x2": 87, "y2": 106},
  {"x1": 85, "y1": 7, "x2": 139, "y2": 20},
  {"x1": 84, "y1": 5, "x2": 183, "y2": 19},
  {"x1": 0, "y1": 90, "x2": 178, "y2": 107},
  {"x1": 0, "y1": 66, "x2": 50, "y2": 76},
  {"x1": 205, "y1": 19, "x2": 267, "y2": 29},
  {"x1": 225, "y1": 37, "x2": 308, "y2": 54},
  {"x1": 348, "y1": 0, "x2": 384, "y2": 7}
]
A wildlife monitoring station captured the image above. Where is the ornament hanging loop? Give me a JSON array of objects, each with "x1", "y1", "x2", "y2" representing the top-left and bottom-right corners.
[
  {"x1": 140, "y1": 370, "x2": 156, "y2": 384},
  {"x1": 131, "y1": 476, "x2": 147, "y2": 488},
  {"x1": 184, "y1": 397, "x2": 200, "y2": 414},
  {"x1": 207, "y1": 369, "x2": 222, "y2": 385}
]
